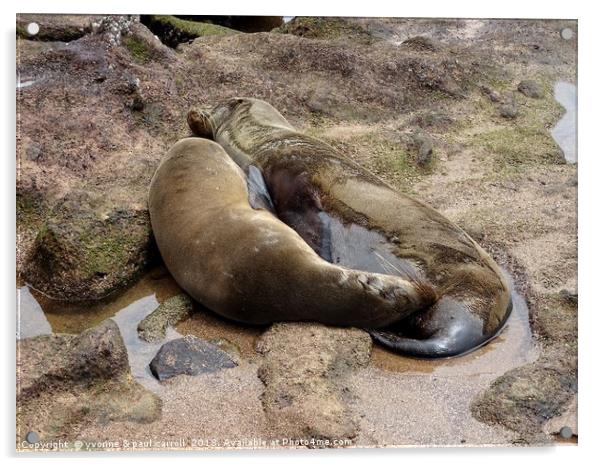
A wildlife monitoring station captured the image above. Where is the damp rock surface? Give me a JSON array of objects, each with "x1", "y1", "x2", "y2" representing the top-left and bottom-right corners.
[
  {"x1": 256, "y1": 323, "x2": 371, "y2": 444},
  {"x1": 150, "y1": 335, "x2": 237, "y2": 381},
  {"x1": 17, "y1": 319, "x2": 161, "y2": 442}
]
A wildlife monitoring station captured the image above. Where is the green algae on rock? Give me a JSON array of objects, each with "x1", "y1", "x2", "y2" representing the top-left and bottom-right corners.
[
  {"x1": 275, "y1": 16, "x2": 375, "y2": 45},
  {"x1": 141, "y1": 15, "x2": 238, "y2": 48},
  {"x1": 22, "y1": 192, "x2": 152, "y2": 301},
  {"x1": 137, "y1": 293, "x2": 194, "y2": 342}
]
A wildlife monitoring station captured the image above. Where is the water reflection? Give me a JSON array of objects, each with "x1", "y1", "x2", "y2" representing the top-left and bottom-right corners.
[{"x1": 551, "y1": 81, "x2": 577, "y2": 164}]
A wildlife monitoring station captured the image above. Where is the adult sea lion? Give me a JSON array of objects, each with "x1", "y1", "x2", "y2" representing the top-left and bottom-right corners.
[
  {"x1": 149, "y1": 138, "x2": 435, "y2": 328},
  {"x1": 187, "y1": 98, "x2": 513, "y2": 358}
]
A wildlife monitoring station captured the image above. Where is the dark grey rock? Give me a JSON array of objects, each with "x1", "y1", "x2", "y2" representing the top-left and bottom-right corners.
[
  {"x1": 411, "y1": 133, "x2": 434, "y2": 166},
  {"x1": 500, "y1": 100, "x2": 518, "y2": 119},
  {"x1": 131, "y1": 94, "x2": 145, "y2": 111},
  {"x1": 481, "y1": 86, "x2": 502, "y2": 103},
  {"x1": 150, "y1": 335, "x2": 237, "y2": 381},
  {"x1": 518, "y1": 80, "x2": 543, "y2": 98}
]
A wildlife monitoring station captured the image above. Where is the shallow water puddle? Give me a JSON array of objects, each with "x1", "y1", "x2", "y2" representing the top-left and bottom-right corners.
[
  {"x1": 353, "y1": 270, "x2": 538, "y2": 446},
  {"x1": 17, "y1": 269, "x2": 183, "y2": 391},
  {"x1": 551, "y1": 81, "x2": 577, "y2": 164},
  {"x1": 17, "y1": 268, "x2": 261, "y2": 391},
  {"x1": 18, "y1": 263, "x2": 536, "y2": 396}
]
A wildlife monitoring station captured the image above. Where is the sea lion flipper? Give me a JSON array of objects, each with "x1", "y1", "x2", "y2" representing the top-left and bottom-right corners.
[{"x1": 368, "y1": 296, "x2": 514, "y2": 358}]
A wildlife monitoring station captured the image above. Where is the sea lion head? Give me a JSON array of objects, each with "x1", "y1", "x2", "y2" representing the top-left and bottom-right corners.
[
  {"x1": 187, "y1": 108, "x2": 215, "y2": 138},
  {"x1": 188, "y1": 98, "x2": 294, "y2": 138}
]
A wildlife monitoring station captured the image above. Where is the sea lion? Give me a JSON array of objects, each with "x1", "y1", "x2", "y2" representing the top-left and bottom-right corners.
[
  {"x1": 149, "y1": 138, "x2": 436, "y2": 328},
  {"x1": 187, "y1": 98, "x2": 513, "y2": 358}
]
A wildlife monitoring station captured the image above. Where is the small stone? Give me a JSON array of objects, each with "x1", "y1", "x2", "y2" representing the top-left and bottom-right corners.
[
  {"x1": 481, "y1": 86, "x2": 502, "y2": 102},
  {"x1": 137, "y1": 293, "x2": 194, "y2": 342},
  {"x1": 26, "y1": 145, "x2": 41, "y2": 161},
  {"x1": 561, "y1": 28, "x2": 574, "y2": 40},
  {"x1": 149, "y1": 335, "x2": 237, "y2": 381},
  {"x1": 517, "y1": 80, "x2": 543, "y2": 98},
  {"x1": 131, "y1": 94, "x2": 144, "y2": 111},
  {"x1": 25, "y1": 431, "x2": 39, "y2": 444},
  {"x1": 499, "y1": 101, "x2": 518, "y2": 119},
  {"x1": 411, "y1": 133, "x2": 434, "y2": 166},
  {"x1": 559, "y1": 289, "x2": 578, "y2": 305}
]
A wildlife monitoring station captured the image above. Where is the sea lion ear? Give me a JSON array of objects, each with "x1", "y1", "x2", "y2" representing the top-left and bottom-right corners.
[{"x1": 187, "y1": 108, "x2": 214, "y2": 139}]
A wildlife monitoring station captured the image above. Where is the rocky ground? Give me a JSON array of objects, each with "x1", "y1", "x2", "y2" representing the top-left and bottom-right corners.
[{"x1": 16, "y1": 15, "x2": 577, "y2": 449}]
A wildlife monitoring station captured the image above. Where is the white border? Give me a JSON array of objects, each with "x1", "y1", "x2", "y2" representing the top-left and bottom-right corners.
[{"x1": 3, "y1": 1, "x2": 600, "y2": 465}]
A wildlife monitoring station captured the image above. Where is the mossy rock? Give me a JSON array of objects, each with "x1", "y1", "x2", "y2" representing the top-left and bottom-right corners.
[
  {"x1": 122, "y1": 35, "x2": 154, "y2": 63},
  {"x1": 137, "y1": 294, "x2": 194, "y2": 342},
  {"x1": 471, "y1": 353, "x2": 577, "y2": 439},
  {"x1": 140, "y1": 15, "x2": 238, "y2": 48},
  {"x1": 275, "y1": 17, "x2": 375, "y2": 44},
  {"x1": 22, "y1": 191, "x2": 152, "y2": 301},
  {"x1": 175, "y1": 15, "x2": 283, "y2": 33}
]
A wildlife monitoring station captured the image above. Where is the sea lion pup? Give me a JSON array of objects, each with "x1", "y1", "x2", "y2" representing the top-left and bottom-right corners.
[
  {"x1": 149, "y1": 138, "x2": 436, "y2": 328},
  {"x1": 188, "y1": 98, "x2": 513, "y2": 358}
]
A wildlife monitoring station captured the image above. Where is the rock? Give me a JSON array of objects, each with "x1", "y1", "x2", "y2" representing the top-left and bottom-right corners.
[
  {"x1": 559, "y1": 289, "x2": 578, "y2": 305},
  {"x1": 256, "y1": 323, "x2": 372, "y2": 444},
  {"x1": 131, "y1": 93, "x2": 145, "y2": 111},
  {"x1": 401, "y1": 36, "x2": 438, "y2": 51},
  {"x1": 149, "y1": 335, "x2": 237, "y2": 381},
  {"x1": 306, "y1": 87, "x2": 338, "y2": 114},
  {"x1": 471, "y1": 352, "x2": 576, "y2": 440},
  {"x1": 409, "y1": 111, "x2": 453, "y2": 129},
  {"x1": 518, "y1": 79, "x2": 543, "y2": 98},
  {"x1": 481, "y1": 85, "x2": 502, "y2": 102},
  {"x1": 500, "y1": 100, "x2": 518, "y2": 119},
  {"x1": 17, "y1": 320, "x2": 161, "y2": 442},
  {"x1": 543, "y1": 396, "x2": 577, "y2": 438},
  {"x1": 22, "y1": 191, "x2": 152, "y2": 301},
  {"x1": 275, "y1": 16, "x2": 374, "y2": 44},
  {"x1": 140, "y1": 15, "x2": 238, "y2": 48},
  {"x1": 25, "y1": 145, "x2": 41, "y2": 161},
  {"x1": 95, "y1": 15, "x2": 139, "y2": 46},
  {"x1": 410, "y1": 132, "x2": 434, "y2": 166},
  {"x1": 16, "y1": 14, "x2": 100, "y2": 41},
  {"x1": 137, "y1": 293, "x2": 194, "y2": 342}
]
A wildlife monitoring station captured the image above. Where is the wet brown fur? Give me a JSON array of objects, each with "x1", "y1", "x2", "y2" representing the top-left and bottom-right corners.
[
  {"x1": 188, "y1": 98, "x2": 512, "y2": 352},
  {"x1": 149, "y1": 138, "x2": 437, "y2": 328}
]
